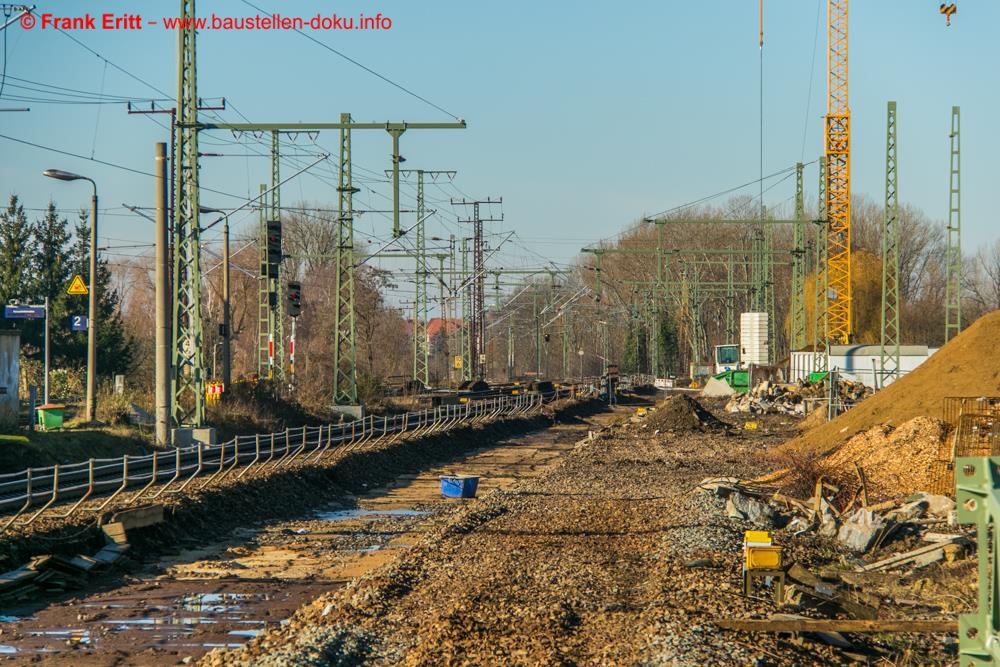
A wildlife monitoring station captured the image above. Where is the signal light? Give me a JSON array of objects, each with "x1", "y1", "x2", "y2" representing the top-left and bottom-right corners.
[
  {"x1": 265, "y1": 220, "x2": 282, "y2": 275},
  {"x1": 287, "y1": 281, "x2": 302, "y2": 318}
]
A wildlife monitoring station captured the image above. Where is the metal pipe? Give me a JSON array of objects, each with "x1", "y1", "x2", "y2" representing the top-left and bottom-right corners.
[
  {"x1": 93, "y1": 456, "x2": 128, "y2": 512},
  {"x1": 237, "y1": 434, "x2": 262, "y2": 479},
  {"x1": 0, "y1": 469, "x2": 32, "y2": 535},
  {"x1": 56, "y1": 459, "x2": 94, "y2": 517},
  {"x1": 22, "y1": 465, "x2": 60, "y2": 526},
  {"x1": 149, "y1": 448, "x2": 182, "y2": 498},
  {"x1": 128, "y1": 453, "x2": 158, "y2": 505},
  {"x1": 175, "y1": 446, "x2": 203, "y2": 493}
]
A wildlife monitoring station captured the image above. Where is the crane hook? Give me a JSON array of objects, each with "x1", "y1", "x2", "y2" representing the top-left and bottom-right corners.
[{"x1": 939, "y1": 3, "x2": 957, "y2": 26}]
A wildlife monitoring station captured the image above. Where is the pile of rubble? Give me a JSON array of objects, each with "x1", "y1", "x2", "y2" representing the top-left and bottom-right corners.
[
  {"x1": 698, "y1": 476, "x2": 964, "y2": 568},
  {"x1": 724, "y1": 378, "x2": 872, "y2": 416},
  {"x1": 697, "y1": 475, "x2": 970, "y2": 634},
  {"x1": 644, "y1": 394, "x2": 730, "y2": 433}
]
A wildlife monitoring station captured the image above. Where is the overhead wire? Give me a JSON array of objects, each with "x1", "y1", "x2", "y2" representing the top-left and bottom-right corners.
[{"x1": 238, "y1": 0, "x2": 462, "y2": 121}]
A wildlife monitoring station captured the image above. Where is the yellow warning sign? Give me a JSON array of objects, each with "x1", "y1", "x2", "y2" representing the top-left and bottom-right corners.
[
  {"x1": 453, "y1": 355, "x2": 463, "y2": 370},
  {"x1": 67, "y1": 275, "x2": 89, "y2": 296}
]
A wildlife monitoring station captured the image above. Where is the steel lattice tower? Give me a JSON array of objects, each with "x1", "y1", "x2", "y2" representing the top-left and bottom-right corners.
[
  {"x1": 880, "y1": 101, "x2": 901, "y2": 384},
  {"x1": 459, "y1": 238, "x2": 472, "y2": 382},
  {"x1": 171, "y1": 0, "x2": 205, "y2": 426},
  {"x1": 270, "y1": 131, "x2": 285, "y2": 382},
  {"x1": 813, "y1": 156, "x2": 829, "y2": 372},
  {"x1": 256, "y1": 183, "x2": 272, "y2": 378},
  {"x1": 945, "y1": 106, "x2": 962, "y2": 343},
  {"x1": 412, "y1": 171, "x2": 429, "y2": 386},
  {"x1": 790, "y1": 162, "x2": 807, "y2": 352},
  {"x1": 333, "y1": 113, "x2": 358, "y2": 405}
]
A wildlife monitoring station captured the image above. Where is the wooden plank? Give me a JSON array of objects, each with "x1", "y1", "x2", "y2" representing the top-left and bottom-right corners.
[
  {"x1": 859, "y1": 536, "x2": 967, "y2": 572},
  {"x1": 716, "y1": 618, "x2": 955, "y2": 633}
]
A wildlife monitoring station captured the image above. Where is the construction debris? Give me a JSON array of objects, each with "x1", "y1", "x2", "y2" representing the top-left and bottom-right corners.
[
  {"x1": 645, "y1": 394, "x2": 730, "y2": 432},
  {"x1": 725, "y1": 378, "x2": 872, "y2": 416},
  {"x1": 0, "y1": 541, "x2": 129, "y2": 605},
  {"x1": 715, "y1": 617, "x2": 955, "y2": 634}
]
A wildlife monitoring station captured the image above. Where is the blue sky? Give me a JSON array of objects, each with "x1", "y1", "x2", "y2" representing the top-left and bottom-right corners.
[{"x1": 1, "y1": 0, "x2": 996, "y2": 281}]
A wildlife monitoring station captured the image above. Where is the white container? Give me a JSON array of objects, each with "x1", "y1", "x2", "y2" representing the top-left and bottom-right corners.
[{"x1": 740, "y1": 312, "x2": 770, "y2": 366}]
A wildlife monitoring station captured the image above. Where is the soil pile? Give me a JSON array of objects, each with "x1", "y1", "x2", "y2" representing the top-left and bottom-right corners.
[
  {"x1": 782, "y1": 309, "x2": 1000, "y2": 455},
  {"x1": 821, "y1": 416, "x2": 949, "y2": 500},
  {"x1": 646, "y1": 394, "x2": 728, "y2": 432}
]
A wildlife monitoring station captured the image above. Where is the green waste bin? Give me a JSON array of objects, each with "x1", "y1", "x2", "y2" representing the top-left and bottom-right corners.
[{"x1": 36, "y1": 404, "x2": 65, "y2": 430}]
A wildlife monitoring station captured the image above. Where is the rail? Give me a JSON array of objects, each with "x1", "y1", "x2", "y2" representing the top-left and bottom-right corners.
[{"x1": 0, "y1": 387, "x2": 580, "y2": 534}]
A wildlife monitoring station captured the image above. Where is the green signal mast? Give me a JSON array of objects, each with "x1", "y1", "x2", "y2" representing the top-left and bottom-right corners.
[
  {"x1": 880, "y1": 101, "x2": 901, "y2": 385},
  {"x1": 170, "y1": 2, "x2": 465, "y2": 421}
]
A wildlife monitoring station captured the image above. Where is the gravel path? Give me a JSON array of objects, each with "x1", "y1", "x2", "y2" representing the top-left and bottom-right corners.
[{"x1": 200, "y1": 399, "x2": 949, "y2": 666}]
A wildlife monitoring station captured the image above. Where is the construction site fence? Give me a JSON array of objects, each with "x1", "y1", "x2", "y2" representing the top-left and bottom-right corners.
[
  {"x1": 942, "y1": 396, "x2": 1000, "y2": 428},
  {"x1": 927, "y1": 396, "x2": 1000, "y2": 497},
  {"x1": 0, "y1": 387, "x2": 581, "y2": 535}
]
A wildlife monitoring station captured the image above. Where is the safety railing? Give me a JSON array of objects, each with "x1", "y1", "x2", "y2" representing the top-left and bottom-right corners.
[{"x1": 0, "y1": 387, "x2": 576, "y2": 534}]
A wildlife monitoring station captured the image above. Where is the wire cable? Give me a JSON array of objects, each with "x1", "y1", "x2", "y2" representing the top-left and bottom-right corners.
[{"x1": 238, "y1": 0, "x2": 462, "y2": 121}]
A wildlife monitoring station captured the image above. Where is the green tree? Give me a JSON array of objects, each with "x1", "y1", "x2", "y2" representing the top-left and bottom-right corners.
[
  {"x1": 0, "y1": 194, "x2": 32, "y2": 308},
  {"x1": 622, "y1": 312, "x2": 648, "y2": 374},
  {"x1": 28, "y1": 202, "x2": 74, "y2": 363},
  {"x1": 656, "y1": 309, "x2": 679, "y2": 376},
  {"x1": 31, "y1": 202, "x2": 71, "y2": 303},
  {"x1": 66, "y1": 209, "x2": 134, "y2": 376}
]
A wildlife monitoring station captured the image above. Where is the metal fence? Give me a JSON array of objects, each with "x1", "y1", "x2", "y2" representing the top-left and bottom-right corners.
[
  {"x1": 0, "y1": 388, "x2": 575, "y2": 535},
  {"x1": 928, "y1": 396, "x2": 1000, "y2": 496},
  {"x1": 943, "y1": 396, "x2": 1000, "y2": 428}
]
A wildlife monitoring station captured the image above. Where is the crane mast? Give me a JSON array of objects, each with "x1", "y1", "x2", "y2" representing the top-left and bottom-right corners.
[{"x1": 825, "y1": 0, "x2": 852, "y2": 344}]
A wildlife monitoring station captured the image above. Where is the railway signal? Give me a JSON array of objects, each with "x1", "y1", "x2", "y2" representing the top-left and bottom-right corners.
[
  {"x1": 287, "y1": 281, "x2": 302, "y2": 318},
  {"x1": 265, "y1": 220, "x2": 282, "y2": 274}
]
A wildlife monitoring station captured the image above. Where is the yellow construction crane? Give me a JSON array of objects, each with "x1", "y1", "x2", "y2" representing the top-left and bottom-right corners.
[
  {"x1": 825, "y1": 0, "x2": 852, "y2": 345},
  {"x1": 757, "y1": 0, "x2": 851, "y2": 344}
]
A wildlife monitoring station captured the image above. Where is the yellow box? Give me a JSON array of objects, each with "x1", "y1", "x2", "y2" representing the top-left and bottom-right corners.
[
  {"x1": 744, "y1": 530, "x2": 771, "y2": 545},
  {"x1": 746, "y1": 546, "x2": 782, "y2": 570}
]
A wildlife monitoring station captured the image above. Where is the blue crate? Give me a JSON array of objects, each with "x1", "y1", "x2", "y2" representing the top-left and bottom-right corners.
[{"x1": 439, "y1": 475, "x2": 480, "y2": 499}]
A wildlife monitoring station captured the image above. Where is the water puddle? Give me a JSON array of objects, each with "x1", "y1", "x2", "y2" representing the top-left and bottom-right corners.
[
  {"x1": 315, "y1": 508, "x2": 431, "y2": 521},
  {"x1": 108, "y1": 616, "x2": 216, "y2": 627},
  {"x1": 181, "y1": 592, "x2": 265, "y2": 613},
  {"x1": 29, "y1": 629, "x2": 91, "y2": 645},
  {"x1": 227, "y1": 629, "x2": 262, "y2": 638}
]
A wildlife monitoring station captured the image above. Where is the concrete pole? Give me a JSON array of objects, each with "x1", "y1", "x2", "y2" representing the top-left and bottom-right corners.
[
  {"x1": 154, "y1": 142, "x2": 171, "y2": 446},
  {"x1": 43, "y1": 296, "x2": 50, "y2": 405},
  {"x1": 221, "y1": 215, "x2": 232, "y2": 389},
  {"x1": 86, "y1": 185, "x2": 98, "y2": 423}
]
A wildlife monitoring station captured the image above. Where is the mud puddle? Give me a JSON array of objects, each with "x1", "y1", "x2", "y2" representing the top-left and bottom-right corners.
[{"x1": 0, "y1": 416, "x2": 612, "y2": 665}]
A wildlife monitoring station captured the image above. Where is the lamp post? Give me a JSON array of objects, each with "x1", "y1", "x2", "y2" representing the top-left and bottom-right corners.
[
  {"x1": 43, "y1": 169, "x2": 98, "y2": 423},
  {"x1": 200, "y1": 206, "x2": 230, "y2": 389}
]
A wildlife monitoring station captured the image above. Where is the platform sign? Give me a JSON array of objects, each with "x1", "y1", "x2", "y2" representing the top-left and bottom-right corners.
[
  {"x1": 67, "y1": 275, "x2": 89, "y2": 296},
  {"x1": 4, "y1": 305, "x2": 45, "y2": 319},
  {"x1": 70, "y1": 315, "x2": 88, "y2": 331}
]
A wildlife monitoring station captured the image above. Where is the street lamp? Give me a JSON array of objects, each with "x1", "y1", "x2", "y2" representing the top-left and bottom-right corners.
[{"x1": 43, "y1": 168, "x2": 98, "y2": 423}]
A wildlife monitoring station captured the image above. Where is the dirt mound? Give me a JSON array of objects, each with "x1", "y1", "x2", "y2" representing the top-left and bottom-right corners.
[
  {"x1": 821, "y1": 417, "x2": 949, "y2": 501},
  {"x1": 782, "y1": 309, "x2": 1000, "y2": 455},
  {"x1": 646, "y1": 394, "x2": 728, "y2": 432}
]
